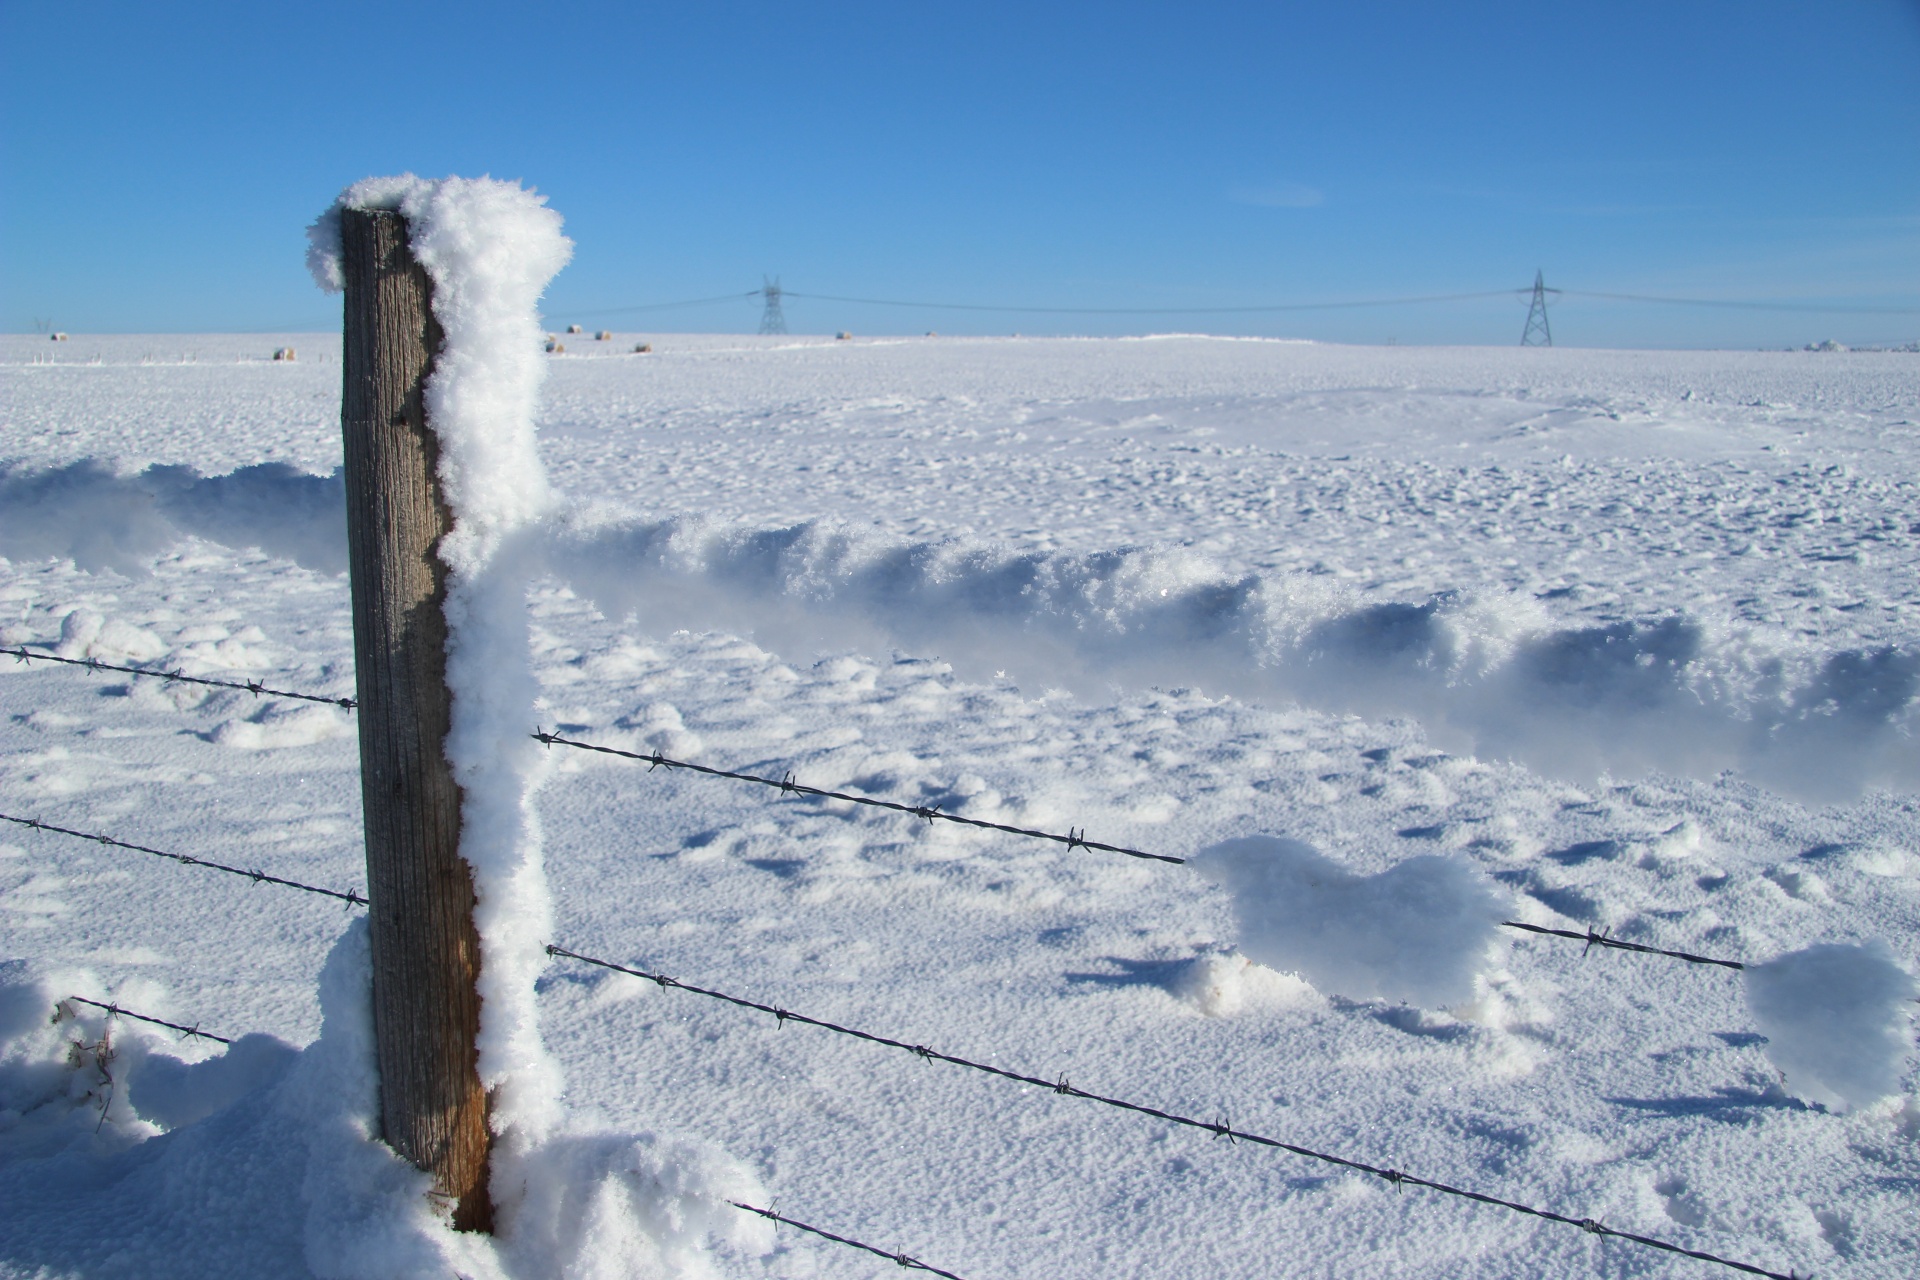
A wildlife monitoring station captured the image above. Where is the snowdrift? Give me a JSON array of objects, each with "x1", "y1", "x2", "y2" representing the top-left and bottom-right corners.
[
  {"x1": 6, "y1": 476, "x2": 1917, "y2": 804},
  {"x1": 0, "y1": 936, "x2": 770, "y2": 1280},
  {"x1": 544, "y1": 513, "x2": 1920, "y2": 804}
]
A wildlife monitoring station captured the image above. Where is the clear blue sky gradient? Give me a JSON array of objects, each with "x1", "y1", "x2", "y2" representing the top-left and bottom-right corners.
[{"x1": 4, "y1": 1, "x2": 1918, "y2": 346}]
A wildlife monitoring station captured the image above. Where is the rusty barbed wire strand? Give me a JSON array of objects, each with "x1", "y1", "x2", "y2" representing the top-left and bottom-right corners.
[
  {"x1": 546, "y1": 942, "x2": 1799, "y2": 1280},
  {"x1": 532, "y1": 729, "x2": 1184, "y2": 864},
  {"x1": 61, "y1": 995, "x2": 233, "y2": 1045},
  {"x1": 1501, "y1": 921, "x2": 1745, "y2": 971},
  {"x1": 0, "y1": 812, "x2": 366, "y2": 907},
  {"x1": 731, "y1": 1202, "x2": 972, "y2": 1280},
  {"x1": 3, "y1": 645, "x2": 355, "y2": 709}
]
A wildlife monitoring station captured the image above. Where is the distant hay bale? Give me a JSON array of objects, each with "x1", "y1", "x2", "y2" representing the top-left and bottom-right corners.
[
  {"x1": 596, "y1": 330, "x2": 612, "y2": 341},
  {"x1": 50, "y1": 332, "x2": 69, "y2": 341},
  {"x1": 633, "y1": 342, "x2": 653, "y2": 354},
  {"x1": 545, "y1": 338, "x2": 565, "y2": 353},
  {"x1": 926, "y1": 330, "x2": 938, "y2": 337},
  {"x1": 566, "y1": 323, "x2": 584, "y2": 334},
  {"x1": 836, "y1": 331, "x2": 852, "y2": 340},
  {"x1": 272, "y1": 346, "x2": 297, "y2": 361}
]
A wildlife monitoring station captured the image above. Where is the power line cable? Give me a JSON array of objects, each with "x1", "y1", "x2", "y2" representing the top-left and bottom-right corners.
[
  {"x1": 559, "y1": 292, "x2": 762, "y2": 318},
  {"x1": 782, "y1": 289, "x2": 1518, "y2": 315},
  {"x1": 1561, "y1": 290, "x2": 1920, "y2": 316},
  {"x1": 557, "y1": 282, "x2": 1919, "y2": 320}
]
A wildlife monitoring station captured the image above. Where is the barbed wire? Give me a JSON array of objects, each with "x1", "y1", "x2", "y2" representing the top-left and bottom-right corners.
[
  {"x1": 564, "y1": 291, "x2": 763, "y2": 317},
  {"x1": 544, "y1": 943, "x2": 1797, "y2": 1280},
  {"x1": 0, "y1": 812, "x2": 366, "y2": 908},
  {"x1": 0, "y1": 788, "x2": 1774, "y2": 1272},
  {"x1": 731, "y1": 1202, "x2": 971, "y2": 1279},
  {"x1": 532, "y1": 730, "x2": 1752, "y2": 968},
  {"x1": 4, "y1": 645, "x2": 355, "y2": 709},
  {"x1": 0, "y1": 647, "x2": 1753, "y2": 964},
  {"x1": 60, "y1": 995, "x2": 233, "y2": 1045},
  {"x1": 1501, "y1": 921, "x2": 1745, "y2": 971},
  {"x1": 531, "y1": 730, "x2": 1182, "y2": 864}
]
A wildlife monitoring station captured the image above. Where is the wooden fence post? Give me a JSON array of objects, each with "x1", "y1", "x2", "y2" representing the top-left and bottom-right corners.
[{"x1": 339, "y1": 207, "x2": 493, "y2": 1232}]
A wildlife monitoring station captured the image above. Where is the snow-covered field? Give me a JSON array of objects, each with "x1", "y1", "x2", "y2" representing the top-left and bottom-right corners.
[{"x1": 3, "y1": 329, "x2": 1917, "y2": 1278}]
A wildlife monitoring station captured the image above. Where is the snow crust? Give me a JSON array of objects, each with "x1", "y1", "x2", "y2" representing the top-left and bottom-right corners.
[
  {"x1": 1190, "y1": 835, "x2": 1509, "y2": 1008},
  {"x1": 1744, "y1": 942, "x2": 1918, "y2": 1111}
]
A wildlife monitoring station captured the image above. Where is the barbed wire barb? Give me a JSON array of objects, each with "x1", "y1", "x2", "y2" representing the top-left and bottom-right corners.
[
  {"x1": 547, "y1": 941, "x2": 1797, "y2": 1280},
  {"x1": 4, "y1": 645, "x2": 355, "y2": 710},
  {"x1": 1501, "y1": 920, "x2": 1745, "y2": 971}
]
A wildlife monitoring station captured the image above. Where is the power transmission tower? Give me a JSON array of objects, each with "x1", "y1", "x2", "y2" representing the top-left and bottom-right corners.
[
  {"x1": 758, "y1": 276, "x2": 788, "y2": 335},
  {"x1": 1521, "y1": 269, "x2": 1557, "y2": 346}
]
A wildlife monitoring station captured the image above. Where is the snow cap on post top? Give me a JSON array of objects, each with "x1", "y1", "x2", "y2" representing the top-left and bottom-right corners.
[{"x1": 308, "y1": 174, "x2": 571, "y2": 570}]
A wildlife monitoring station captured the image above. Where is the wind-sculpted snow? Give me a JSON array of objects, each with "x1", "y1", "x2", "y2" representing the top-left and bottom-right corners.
[
  {"x1": 546, "y1": 513, "x2": 1920, "y2": 802},
  {"x1": 1743, "y1": 942, "x2": 1919, "y2": 1112},
  {"x1": 6, "y1": 463, "x2": 1917, "y2": 801},
  {"x1": 0, "y1": 460, "x2": 347, "y2": 576},
  {"x1": 1189, "y1": 836, "x2": 1510, "y2": 1007}
]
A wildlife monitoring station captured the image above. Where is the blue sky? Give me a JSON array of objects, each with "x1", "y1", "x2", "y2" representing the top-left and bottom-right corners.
[{"x1": 3, "y1": 1, "x2": 1917, "y2": 346}]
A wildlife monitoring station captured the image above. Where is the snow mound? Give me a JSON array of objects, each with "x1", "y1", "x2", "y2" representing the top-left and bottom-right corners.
[
  {"x1": 0, "y1": 927, "x2": 769, "y2": 1279},
  {"x1": 211, "y1": 701, "x2": 354, "y2": 750},
  {"x1": 52, "y1": 605, "x2": 167, "y2": 662},
  {"x1": 1166, "y1": 950, "x2": 1321, "y2": 1017},
  {"x1": 1743, "y1": 941, "x2": 1917, "y2": 1111},
  {"x1": 1189, "y1": 835, "x2": 1510, "y2": 1009}
]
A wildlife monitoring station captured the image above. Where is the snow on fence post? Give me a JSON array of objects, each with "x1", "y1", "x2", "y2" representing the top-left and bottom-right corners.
[{"x1": 338, "y1": 206, "x2": 493, "y2": 1232}]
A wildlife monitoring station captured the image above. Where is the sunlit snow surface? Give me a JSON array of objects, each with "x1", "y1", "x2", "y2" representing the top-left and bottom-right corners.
[{"x1": 2, "y1": 332, "x2": 1917, "y2": 1278}]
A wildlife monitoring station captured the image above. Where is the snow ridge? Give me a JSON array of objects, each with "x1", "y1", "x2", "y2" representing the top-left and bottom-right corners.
[{"x1": 544, "y1": 513, "x2": 1920, "y2": 803}]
